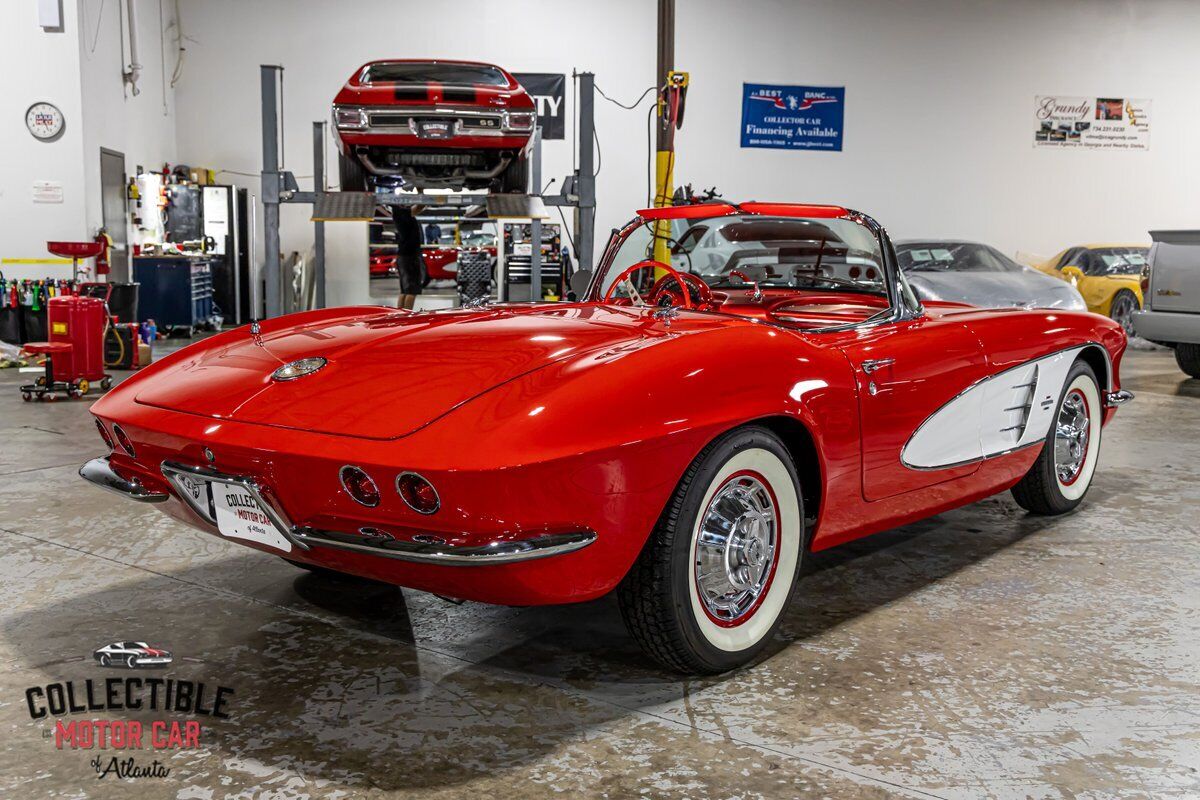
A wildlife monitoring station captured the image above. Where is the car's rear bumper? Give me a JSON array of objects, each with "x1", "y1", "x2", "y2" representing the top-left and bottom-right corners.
[
  {"x1": 83, "y1": 456, "x2": 597, "y2": 567},
  {"x1": 1132, "y1": 309, "x2": 1200, "y2": 344}
]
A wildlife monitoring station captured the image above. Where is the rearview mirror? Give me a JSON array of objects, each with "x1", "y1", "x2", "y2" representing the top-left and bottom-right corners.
[
  {"x1": 1061, "y1": 265, "x2": 1084, "y2": 282},
  {"x1": 569, "y1": 268, "x2": 593, "y2": 299}
]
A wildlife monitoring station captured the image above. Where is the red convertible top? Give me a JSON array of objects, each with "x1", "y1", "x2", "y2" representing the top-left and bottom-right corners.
[{"x1": 637, "y1": 202, "x2": 850, "y2": 221}]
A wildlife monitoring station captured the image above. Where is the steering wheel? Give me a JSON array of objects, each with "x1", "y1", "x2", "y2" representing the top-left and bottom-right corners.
[
  {"x1": 648, "y1": 271, "x2": 715, "y2": 309},
  {"x1": 603, "y1": 259, "x2": 697, "y2": 310}
]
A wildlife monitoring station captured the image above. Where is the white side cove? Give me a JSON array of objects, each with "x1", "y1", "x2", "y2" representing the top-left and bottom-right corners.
[{"x1": 902, "y1": 347, "x2": 1085, "y2": 470}]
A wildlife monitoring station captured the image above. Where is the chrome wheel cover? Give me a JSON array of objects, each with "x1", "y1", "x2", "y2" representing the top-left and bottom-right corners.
[
  {"x1": 1054, "y1": 389, "x2": 1091, "y2": 485},
  {"x1": 694, "y1": 474, "x2": 778, "y2": 624}
]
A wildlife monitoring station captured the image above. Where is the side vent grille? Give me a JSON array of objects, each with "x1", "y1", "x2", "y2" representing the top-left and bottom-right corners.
[{"x1": 999, "y1": 364, "x2": 1039, "y2": 443}]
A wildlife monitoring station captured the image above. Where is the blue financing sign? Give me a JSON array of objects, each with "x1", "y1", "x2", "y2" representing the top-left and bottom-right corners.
[{"x1": 740, "y1": 84, "x2": 845, "y2": 151}]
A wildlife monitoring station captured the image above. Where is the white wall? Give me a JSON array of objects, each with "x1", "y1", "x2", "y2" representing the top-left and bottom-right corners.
[
  {"x1": 0, "y1": 0, "x2": 180, "y2": 283},
  {"x1": 674, "y1": 0, "x2": 1200, "y2": 258},
  {"x1": 171, "y1": 0, "x2": 1200, "y2": 287},
  {"x1": 0, "y1": 1, "x2": 88, "y2": 281},
  {"x1": 78, "y1": 0, "x2": 180, "y2": 235}
]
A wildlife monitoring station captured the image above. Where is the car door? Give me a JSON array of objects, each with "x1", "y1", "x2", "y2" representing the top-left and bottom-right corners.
[{"x1": 829, "y1": 315, "x2": 990, "y2": 501}]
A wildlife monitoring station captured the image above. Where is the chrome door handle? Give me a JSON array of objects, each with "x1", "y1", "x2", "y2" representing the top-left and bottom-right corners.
[{"x1": 861, "y1": 358, "x2": 895, "y2": 374}]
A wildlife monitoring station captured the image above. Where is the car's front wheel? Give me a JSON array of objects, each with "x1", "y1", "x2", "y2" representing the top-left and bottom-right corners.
[
  {"x1": 99, "y1": 654, "x2": 110, "y2": 667},
  {"x1": 1011, "y1": 360, "x2": 1102, "y2": 515},
  {"x1": 618, "y1": 426, "x2": 803, "y2": 674}
]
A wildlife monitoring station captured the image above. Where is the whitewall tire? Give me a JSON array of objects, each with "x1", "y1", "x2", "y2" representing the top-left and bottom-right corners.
[
  {"x1": 619, "y1": 426, "x2": 803, "y2": 673},
  {"x1": 1012, "y1": 360, "x2": 1102, "y2": 515}
]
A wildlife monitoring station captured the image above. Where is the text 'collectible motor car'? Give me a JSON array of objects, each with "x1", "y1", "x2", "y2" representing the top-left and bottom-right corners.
[
  {"x1": 81, "y1": 202, "x2": 1133, "y2": 674},
  {"x1": 332, "y1": 59, "x2": 536, "y2": 193}
]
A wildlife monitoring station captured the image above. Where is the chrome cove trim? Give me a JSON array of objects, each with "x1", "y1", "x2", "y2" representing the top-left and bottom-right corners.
[
  {"x1": 291, "y1": 527, "x2": 597, "y2": 566},
  {"x1": 79, "y1": 457, "x2": 169, "y2": 503},
  {"x1": 159, "y1": 461, "x2": 309, "y2": 551},
  {"x1": 1105, "y1": 389, "x2": 1134, "y2": 407}
]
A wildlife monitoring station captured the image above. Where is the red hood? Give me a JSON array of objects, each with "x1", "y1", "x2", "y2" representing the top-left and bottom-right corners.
[
  {"x1": 333, "y1": 60, "x2": 532, "y2": 109},
  {"x1": 133, "y1": 306, "x2": 680, "y2": 440}
]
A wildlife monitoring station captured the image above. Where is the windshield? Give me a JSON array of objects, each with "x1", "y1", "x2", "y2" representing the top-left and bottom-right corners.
[
  {"x1": 896, "y1": 242, "x2": 1024, "y2": 273},
  {"x1": 1084, "y1": 247, "x2": 1148, "y2": 276},
  {"x1": 362, "y1": 63, "x2": 508, "y2": 87},
  {"x1": 599, "y1": 215, "x2": 889, "y2": 298}
]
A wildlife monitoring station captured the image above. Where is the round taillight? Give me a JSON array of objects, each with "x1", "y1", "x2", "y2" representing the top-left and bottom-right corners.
[
  {"x1": 397, "y1": 472, "x2": 440, "y2": 515},
  {"x1": 340, "y1": 466, "x2": 380, "y2": 507},
  {"x1": 866, "y1": 268, "x2": 877, "y2": 280},
  {"x1": 112, "y1": 425, "x2": 136, "y2": 458},
  {"x1": 95, "y1": 419, "x2": 114, "y2": 450},
  {"x1": 848, "y1": 266, "x2": 861, "y2": 279}
]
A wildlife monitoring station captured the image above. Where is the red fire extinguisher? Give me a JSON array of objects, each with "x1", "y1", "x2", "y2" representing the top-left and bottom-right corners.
[{"x1": 94, "y1": 231, "x2": 112, "y2": 276}]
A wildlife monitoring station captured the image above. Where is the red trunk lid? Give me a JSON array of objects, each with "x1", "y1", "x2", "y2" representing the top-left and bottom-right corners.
[{"x1": 134, "y1": 308, "x2": 646, "y2": 440}]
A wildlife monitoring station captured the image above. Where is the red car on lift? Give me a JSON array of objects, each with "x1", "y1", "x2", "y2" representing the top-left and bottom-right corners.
[
  {"x1": 333, "y1": 60, "x2": 536, "y2": 193},
  {"x1": 369, "y1": 246, "x2": 460, "y2": 284},
  {"x1": 81, "y1": 202, "x2": 1132, "y2": 674}
]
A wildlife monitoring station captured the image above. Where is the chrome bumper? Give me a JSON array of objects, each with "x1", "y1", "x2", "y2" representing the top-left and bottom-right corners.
[
  {"x1": 292, "y1": 526, "x2": 596, "y2": 566},
  {"x1": 1104, "y1": 390, "x2": 1135, "y2": 407},
  {"x1": 82, "y1": 456, "x2": 595, "y2": 566},
  {"x1": 79, "y1": 457, "x2": 168, "y2": 503}
]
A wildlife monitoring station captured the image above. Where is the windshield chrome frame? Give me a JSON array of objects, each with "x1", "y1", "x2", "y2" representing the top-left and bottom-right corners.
[{"x1": 587, "y1": 208, "x2": 924, "y2": 332}]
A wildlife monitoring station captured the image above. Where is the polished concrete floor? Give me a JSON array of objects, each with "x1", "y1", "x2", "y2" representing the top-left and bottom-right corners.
[{"x1": 0, "y1": 344, "x2": 1197, "y2": 799}]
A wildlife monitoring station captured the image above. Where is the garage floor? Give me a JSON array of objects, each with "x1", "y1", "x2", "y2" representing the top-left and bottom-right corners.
[{"x1": 0, "y1": 345, "x2": 1196, "y2": 799}]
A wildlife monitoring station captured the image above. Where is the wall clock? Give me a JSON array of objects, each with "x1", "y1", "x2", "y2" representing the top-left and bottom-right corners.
[{"x1": 26, "y1": 102, "x2": 65, "y2": 141}]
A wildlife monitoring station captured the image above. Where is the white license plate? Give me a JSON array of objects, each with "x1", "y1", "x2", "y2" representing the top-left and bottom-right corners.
[
  {"x1": 513, "y1": 243, "x2": 532, "y2": 256},
  {"x1": 210, "y1": 482, "x2": 293, "y2": 553}
]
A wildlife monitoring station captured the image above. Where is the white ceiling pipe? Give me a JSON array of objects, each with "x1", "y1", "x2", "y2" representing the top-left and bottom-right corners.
[{"x1": 123, "y1": 0, "x2": 142, "y2": 95}]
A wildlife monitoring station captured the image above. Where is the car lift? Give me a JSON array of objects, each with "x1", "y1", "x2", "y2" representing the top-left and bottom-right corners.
[{"x1": 257, "y1": 64, "x2": 597, "y2": 318}]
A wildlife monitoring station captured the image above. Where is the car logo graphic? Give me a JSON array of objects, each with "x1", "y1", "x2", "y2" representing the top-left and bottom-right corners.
[{"x1": 93, "y1": 641, "x2": 173, "y2": 669}]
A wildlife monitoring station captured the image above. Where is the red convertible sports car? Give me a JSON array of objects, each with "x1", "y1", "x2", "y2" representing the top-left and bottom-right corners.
[
  {"x1": 332, "y1": 59, "x2": 536, "y2": 192},
  {"x1": 81, "y1": 202, "x2": 1132, "y2": 674}
]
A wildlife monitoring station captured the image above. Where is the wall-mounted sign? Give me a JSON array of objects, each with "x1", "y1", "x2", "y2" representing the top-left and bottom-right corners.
[
  {"x1": 740, "y1": 83, "x2": 844, "y2": 151},
  {"x1": 1034, "y1": 96, "x2": 1151, "y2": 150},
  {"x1": 512, "y1": 73, "x2": 566, "y2": 140},
  {"x1": 32, "y1": 181, "x2": 63, "y2": 204}
]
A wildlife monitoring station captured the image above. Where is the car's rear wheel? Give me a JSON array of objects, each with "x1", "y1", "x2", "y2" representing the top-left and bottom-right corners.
[
  {"x1": 618, "y1": 426, "x2": 803, "y2": 674},
  {"x1": 125, "y1": 655, "x2": 137, "y2": 669},
  {"x1": 1109, "y1": 289, "x2": 1139, "y2": 336},
  {"x1": 1175, "y1": 343, "x2": 1200, "y2": 378},
  {"x1": 1011, "y1": 360, "x2": 1102, "y2": 515},
  {"x1": 499, "y1": 155, "x2": 529, "y2": 194},
  {"x1": 338, "y1": 152, "x2": 367, "y2": 192}
]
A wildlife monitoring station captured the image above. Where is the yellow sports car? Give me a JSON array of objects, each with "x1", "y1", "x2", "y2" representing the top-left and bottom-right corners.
[{"x1": 1034, "y1": 244, "x2": 1148, "y2": 334}]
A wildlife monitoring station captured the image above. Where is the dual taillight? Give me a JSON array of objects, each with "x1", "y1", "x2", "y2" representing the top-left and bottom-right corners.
[
  {"x1": 95, "y1": 419, "x2": 113, "y2": 450},
  {"x1": 397, "y1": 472, "x2": 440, "y2": 515},
  {"x1": 96, "y1": 419, "x2": 135, "y2": 458},
  {"x1": 339, "y1": 466, "x2": 440, "y2": 514}
]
